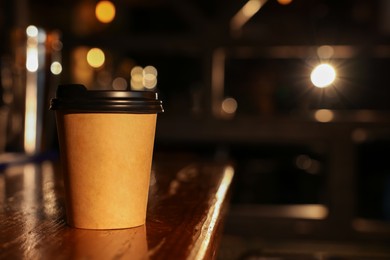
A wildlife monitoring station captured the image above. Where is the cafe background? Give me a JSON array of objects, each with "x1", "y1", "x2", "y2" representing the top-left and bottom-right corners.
[{"x1": 1, "y1": 0, "x2": 390, "y2": 258}]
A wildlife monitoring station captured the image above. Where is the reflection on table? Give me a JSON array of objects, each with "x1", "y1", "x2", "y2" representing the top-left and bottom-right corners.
[{"x1": 0, "y1": 154, "x2": 234, "y2": 259}]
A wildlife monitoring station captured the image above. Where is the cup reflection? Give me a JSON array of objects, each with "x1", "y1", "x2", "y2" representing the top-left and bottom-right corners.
[{"x1": 70, "y1": 225, "x2": 148, "y2": 259}]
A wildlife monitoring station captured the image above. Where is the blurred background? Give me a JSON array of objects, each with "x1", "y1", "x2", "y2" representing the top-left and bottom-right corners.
[{"x1": 1, "y1": 0, "x2": 390, "y2": 258}]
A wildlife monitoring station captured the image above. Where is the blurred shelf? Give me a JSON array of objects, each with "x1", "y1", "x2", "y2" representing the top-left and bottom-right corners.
[{"x1": 156, "y1": 110, "x2": 390, "y2": 144}]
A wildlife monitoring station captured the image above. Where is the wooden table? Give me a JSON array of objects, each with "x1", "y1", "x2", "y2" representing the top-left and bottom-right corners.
[{"x1": 0, "y1": 153, "x2": 234, "y2": 259}]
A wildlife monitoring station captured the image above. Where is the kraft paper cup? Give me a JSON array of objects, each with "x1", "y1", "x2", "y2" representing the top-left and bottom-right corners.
[{"x1": 50, "y1": 84, "x2": 163, "y2": 229}]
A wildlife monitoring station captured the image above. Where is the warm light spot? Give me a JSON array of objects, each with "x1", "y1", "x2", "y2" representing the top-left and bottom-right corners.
[
  {"x1": 351, "y1": 218, "x2": 390, "y2": 233},
  {"x1": 144, "y1": 78, "x2": 157, "y2": 89},
  {"x1": 314, "y1": 109, "x2": 334, "y2": 123},
  {"x1": 26, "y1": 25, "x2": 38, "y2": 37},
  {"x1": 24, "y1": 109, "x2": 37, "y2": 153},
  {"x1": 351, "y1": 128, "x2": 368, "y2": 143},
  {"x1": 26, "y1": 48, "x2": 39, "y2": 72},
  {"x1": 72, "y1": 47, "x2": 94, "y2": 86},
  {"x1": 112, "y1": 77, "x2": 127, "y2": 90},
  {"x1": 51, "y1": 39, "x2": 63, "y2": 51},
  {"x1": 143, "y1": 66, "x2": 158, "y2": 89},
  {"x1": 26, "y1": 26, "x2": 39, "y2": 73},
  {"x1": 131, "y1": 73, "x2": 143, "y2": 82},
  {"x1": 296, "y1": 155, "x2": 312, "y2": 170},
  {"x1": 50, "y1": 61, "x2": 62, "y2": 75},
  {"x1": 24, "y1": 74, "x2": 38, "y2": 154},
  {"x1": 242, "y1": 0, "x2": 262, "y2": 17},
  {"x1": 296, "y1": 155, "x2": 320, "y2": 174},
  {"x1": 24, "y1": 25, "x2": 46, "y2": 154},
  {"x1": 277, "y1": 0, "x2": 292, "y2": 5},
  {"x1": 131, "y1": 79, "x2": 143, "y2": 90},
  {"x1": 87, "y1": 48, "x2": 105, "y2": 68},
  {"x1": 143, "y1": 65, "x2": 157, "y2": 79},
  {"x1": 95, "y1": 1, "x2": 116, "y2": 23},
  {"x1": 221, "y1": 97, "x2": 238, "y2": 114},
  {"x1": 131, "y1": 66, "x2": 143, "y2": 78},
  {"x1": 356, "y1": 110, "x2": 374, "y2": 122},
  {"x1": 37, "y1": 29, "x2": 46, "y2": 42},
  {"x1": 310, "y1": 63, "x2": 336, "y2": 88},
  {"x1": 130, "y1": 66, "x2": 144, "y2": 90},
  {"x1": 317, "y1": 45, "x2": 334, "y2": 59},
  {"x1": 130, "y1": 65, "x2": 158, "y2": 90},
  {"x1": 230, "y1": 0, "x2": 266, "y2": 32}
]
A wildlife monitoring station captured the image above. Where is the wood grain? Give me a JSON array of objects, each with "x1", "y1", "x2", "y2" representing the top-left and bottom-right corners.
[{"x1": 0, "y1": 155, "x2": 233, "y2": 260}]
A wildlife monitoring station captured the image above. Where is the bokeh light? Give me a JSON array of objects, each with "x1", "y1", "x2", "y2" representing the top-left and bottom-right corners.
[
  {"x1": 95, "y1": 1, "x2": 116, "y2": 23},
  {"x1": 50, "y1": 61, "x2": 62, "y2": 75},
  {"x1": 277, "y1": 0, "x2": 293, "y2": 5},
  {"x1": 296, "y1": 155, "x2": 320, "y2": 174},
  {"x1": 131, "y1": 66, "x2": 144, "y2": 90},
  {"x1": 351, "y1": 128, "x2": 368, "y2": 143},
  {"x1": 26, "y1": 48, "x2": 38, "y2": 72},
  {"x1": 222, "y1": 97, "x2": 238, "y2": 115},
  {"x1": 26, "y1": 25, "x2": 39, "y2": 72},
  {"x1": 112, "y1": 77, "x2": 127, "y2": 90},
  {"x1": 143, "y1": 65, "x2": 158, "y2": 79},
  {"x1": 87, "y1": 48, "x2": 105, "y2": 68},
  {"x1": 143, "y1": 65, "x2": 158, "y2": 89},
  {"x1": 26, "y1": 25, "x2": 38, "y2": 37},
  {"x1": 242, "y1": 0, "x2": 262, "y2": 18},
  {"x1": 314, "y1": 109, "x2": 334, "y2": 123},
  {"x1": 317, "y1": 45, "x2": 334, "y2": 59},
  {"x1": 310, "y1": 63, "x2": 336, "y2": 88},
  {"x1": 230, "y1": 0, "x2": 266, "y2": 33},
  {"x1": 130, "y1": 65, "x2": 158, "y2": 90}
]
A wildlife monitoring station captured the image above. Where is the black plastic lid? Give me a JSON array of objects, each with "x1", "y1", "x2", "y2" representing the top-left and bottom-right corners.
[{"x1": 50, "y1": 84, "x2": 164, "y2": 114}]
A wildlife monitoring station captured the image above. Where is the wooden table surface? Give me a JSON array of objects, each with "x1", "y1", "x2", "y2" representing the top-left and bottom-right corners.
[{"x1": 0, "y1": 153, "x2": 234, "y2": 260}]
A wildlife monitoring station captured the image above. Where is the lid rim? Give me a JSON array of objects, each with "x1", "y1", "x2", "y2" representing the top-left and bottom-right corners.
[{"x1": 50, "y1": 84, "x2": 164, "y2": 113}]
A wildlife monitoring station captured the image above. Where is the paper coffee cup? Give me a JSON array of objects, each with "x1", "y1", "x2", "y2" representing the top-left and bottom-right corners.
[{"x1": 50, "y1": 84, "x2": 163, "y2": 229}]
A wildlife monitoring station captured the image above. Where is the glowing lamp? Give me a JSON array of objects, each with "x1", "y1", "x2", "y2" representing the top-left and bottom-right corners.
[{"x1": 310, "y1": 64, "x2": 336, "y2": 88}]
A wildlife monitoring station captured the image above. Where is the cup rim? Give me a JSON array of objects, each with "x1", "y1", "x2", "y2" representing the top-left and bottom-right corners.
[{"x1": 50, "y1": 84, "x2": 164, "y2": 114}]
